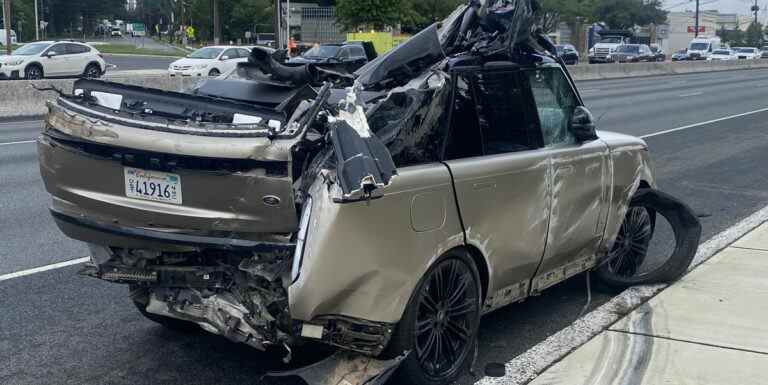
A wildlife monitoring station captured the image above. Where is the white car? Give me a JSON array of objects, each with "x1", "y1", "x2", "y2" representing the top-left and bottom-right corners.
[
  {"x1": 707, "y1": 49, "x2": 735, "y2": 61},
  {"x1": 168, "y1": 46, "x2": 253, "y2": 77},
  {"x1": 0, "y1": 41, "x2": 106, "y2": 80},
  {"x1": 732, "y1": 47, "x2": 760, "y2": 60}
]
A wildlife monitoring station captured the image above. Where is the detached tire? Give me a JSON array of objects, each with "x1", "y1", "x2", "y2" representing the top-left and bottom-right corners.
[
  {"x1": 129, "y1": 285, "x2": 200, "y2": 332},
  {"x1": 383, "y1": 249, "x2": 481, "y2": 385},
  {"x1": 596, "y1": 188, "x2": 701, "y2": 289}
]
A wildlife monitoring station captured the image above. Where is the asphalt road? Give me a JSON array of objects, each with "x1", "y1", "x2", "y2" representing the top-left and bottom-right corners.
[
  {"x1": 2, "y1": 68, "x2": 768, "y2": 385},
  {"x1": 103, "y1": 54, "x2": 178, "y2": 71}
]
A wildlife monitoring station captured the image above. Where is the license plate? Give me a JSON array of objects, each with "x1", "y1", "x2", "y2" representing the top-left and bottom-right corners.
[{"x1": 124, "y1": 167, "x2": 182, "y2": 205}]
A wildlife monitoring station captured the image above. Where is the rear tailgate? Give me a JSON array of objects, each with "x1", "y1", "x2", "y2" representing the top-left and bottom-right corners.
[{"x1": 39, "y1": 101, "x2": 300, "y2": 242}]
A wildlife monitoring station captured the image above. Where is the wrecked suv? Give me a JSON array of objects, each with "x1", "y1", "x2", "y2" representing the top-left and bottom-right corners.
[{"x1": 38, "y1": 1, "x2": 701, "y2": 384}]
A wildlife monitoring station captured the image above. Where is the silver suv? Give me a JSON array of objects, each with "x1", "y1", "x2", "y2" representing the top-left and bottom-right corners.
[{"x1": 37, "y1": 2, "x2": 701, "y2": 384}]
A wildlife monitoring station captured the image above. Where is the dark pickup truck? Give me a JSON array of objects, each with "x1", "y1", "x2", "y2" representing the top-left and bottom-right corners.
[{"x1": 288, "y1": 41, "x2": 377, "y2": 72}]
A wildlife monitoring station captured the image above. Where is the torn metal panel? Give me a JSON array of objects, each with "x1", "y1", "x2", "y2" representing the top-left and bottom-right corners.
[{"x1": 266, "y1": 351, "x2": 406, "y2": 385}]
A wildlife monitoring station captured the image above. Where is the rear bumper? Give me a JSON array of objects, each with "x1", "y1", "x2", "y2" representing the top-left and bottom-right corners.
[{"x1": 50, "y1": 207, "x2": 295, "y2": 252}]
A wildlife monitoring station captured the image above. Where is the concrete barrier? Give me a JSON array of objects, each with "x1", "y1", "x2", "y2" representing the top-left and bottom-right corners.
[
  {"x1": 3, "y1": 60, "x2": 768, "y2": 120},
  {"x1": 568, "y1": 59, "x2": 768, "y2": 81},
  {"x1": 0, "y1": 72, "x2": 201, "y2": 120}
]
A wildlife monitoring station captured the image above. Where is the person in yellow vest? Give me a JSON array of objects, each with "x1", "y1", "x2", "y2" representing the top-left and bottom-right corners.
[{"x1": 186, "y1": 26, "x2": 196, "y2": 42}]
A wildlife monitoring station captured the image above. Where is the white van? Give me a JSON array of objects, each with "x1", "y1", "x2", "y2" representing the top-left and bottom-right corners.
[
  {"x1": 687, "y1": 37, "x2": 721, "y2": 60},
  {"x1": 0, "y1": 29, "x2": 18, "y2": 46}
]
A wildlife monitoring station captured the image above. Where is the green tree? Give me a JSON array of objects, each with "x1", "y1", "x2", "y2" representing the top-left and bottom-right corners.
[
  {"x1": 745, "y1": 21, "x2": 763, "y2": 47},
  {"x1": 593, "y1": 0, "x2": 666, "y2": 29},
  {"x1": 335, "y1": 0, "x2": 405, "y2": 31},
  {"x1": 401, "y1": 0, "x2": 464, "y2": 33},
  {"x1": 717, "y1": 27, "x2": 745, "y2": 47},
  {"x1": 537, "y1": 0, "x2": 594, "y2": 33}
]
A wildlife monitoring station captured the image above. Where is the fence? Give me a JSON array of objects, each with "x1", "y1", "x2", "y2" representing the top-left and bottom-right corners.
[{"x1": 299, "y1": 7, "x2": 345, "y2": 44}]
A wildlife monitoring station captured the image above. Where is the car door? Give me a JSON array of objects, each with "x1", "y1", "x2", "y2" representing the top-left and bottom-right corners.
[
  {"x1": 347, "y1": 45, "x2": 368, "y2": 69},
  {"x1": 41, "y1": 43, "x2": 70, "y2": 77},
  {"x1": 525, "y1": 66, "x2": 610, "y2": 293},
  {"x1": 219, "y1": 48, "x2": 241, "y2": 72},
  {"x1": 65, "y1": 43, "x2": 91, "y2": 75},
  {"x1": 443, "y1": 66, "x2": 551, "y2": 312}
]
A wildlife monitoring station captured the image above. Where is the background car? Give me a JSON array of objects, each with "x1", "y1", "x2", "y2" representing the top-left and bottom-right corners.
[
  {"x1": 168, "y1": 46, "x2": 255, "y2": 77},
  {"x1": 288, "y1": 41, "x2": 377, "y2": 72},
  {"x1": 707, "y1": 49, "x2": 735, "y2": 61},
  {"x1": 671, "y1": 49, "x2": 689, "y2": 61},
  {"x1": 555, "y1": 44, "x2": 580, "y2": 65},
  {"x1": 610, "y1": 44, "x2": 655, "y2": 63},
  {"x1": 110, "y1": 27, "x2": 123, "y2": 37},
  {"x1": 650, "y1": 45, "x2": 666, "y2": 61},
  {"x1": 733, "y1": 47, "x2": 760, "y2": 60},
  {"x1": 0, "y1": 41, "x2": 106, "y2": 80}
]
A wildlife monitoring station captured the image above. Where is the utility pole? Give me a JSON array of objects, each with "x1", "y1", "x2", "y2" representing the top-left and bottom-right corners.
[
  {"x1": 3, "y1": 0, "x2": 11, "y2": 56},
  {"x1": 213, "y1": 0, "x2": 220, "y2": 45},
  {"x1": 751, "y1": 0, "x2": 760, "y2": 24},
  {"x1": 34, "y1": 0, "x2": 38, "y2": 41},
  {"x1": 286, "y1": 0, "x2": 290, "y2": 48},
  {"x1": 694, "y1": 0, "x2": 700, "y2": 37}
]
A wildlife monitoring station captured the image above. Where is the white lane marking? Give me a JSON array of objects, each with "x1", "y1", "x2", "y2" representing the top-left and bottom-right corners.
[
  {"x1": 0, "y1": 120, "x2": 41, "y2": 126},
  {"x1": 580, "y1": 88, "x2": 601, "y2": 93},
  {"x1": 0, "y1": 257, "x2": 90, "y2": 282},
  {"x1": 476, "y1": 203, "x2": 768, "y2": 385},
  {"x1": 0, "y1": 140, "x2": 36, "y2": 146},
  {"x1": 678, "y1": 91, "x2": 703, "y2": 97},
  {"x1": 640, "y1": 107, "x2": 768, "y2": 139}
]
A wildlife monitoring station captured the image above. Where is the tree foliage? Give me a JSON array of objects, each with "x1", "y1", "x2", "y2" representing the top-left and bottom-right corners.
[
  {"x1": 335, "y1": 0, "x2": 407, "y2": 31},
  {"x1": 745, "y1": 21, "x2": 764, "y2": 47},
  {"x1": 592, "y1": 0, "x2": 666, "y2": 29},
  {"x1": 537, "y1": 0, "x2": 593, "y2": 33}
]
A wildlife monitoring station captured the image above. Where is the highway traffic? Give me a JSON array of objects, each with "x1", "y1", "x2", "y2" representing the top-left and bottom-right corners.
[{"x1": 2, "y1": 68, "x2": 767, "y2": 385}]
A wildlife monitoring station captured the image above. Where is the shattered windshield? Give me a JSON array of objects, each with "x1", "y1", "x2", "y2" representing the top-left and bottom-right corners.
[
  {"x1": 188, "y1": 47, "x2": 224, "y2": 59},
  {"x1": 302, "y1": 45, "x2": 340, "y2": 59}
]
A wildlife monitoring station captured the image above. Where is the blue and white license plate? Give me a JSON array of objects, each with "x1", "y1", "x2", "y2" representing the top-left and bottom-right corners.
[{"x1": 124, "y1": 167, "x2": 182, "y2": 205}]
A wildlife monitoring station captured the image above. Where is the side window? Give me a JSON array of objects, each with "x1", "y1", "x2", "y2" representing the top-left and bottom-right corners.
[
  {"x1": 238, "y1": 48, "x2": 251, "y2": 58},
  {"x1": 350, "y1": 46, "x2": 365, "y2": 58},
  {"x1": 46, "y1": 44, "x2": 67, "y2": 56},
  {"x1": 472, "y1": 70, "x2": 538, "y2": 155},
  {"x1": 64, "y1": 44, "x2": 81, "y2": 54},
  {"x1": 338, "y1": 48, "x2": 351, "y2": 59},
  {"x1": 526, "y1": 68, "x2": 578, "y2": 147},
  {"x1": 444, "y1": 73, "x2": 484, "y2": 160},
  {"x1": 222, "y1": 49, "x2": 238, "y2": 59}
]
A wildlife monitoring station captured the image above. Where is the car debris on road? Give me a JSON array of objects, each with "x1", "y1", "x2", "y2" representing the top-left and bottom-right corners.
[{"x1": 36, "y1": 1, "x2": 701, "y2": 384}]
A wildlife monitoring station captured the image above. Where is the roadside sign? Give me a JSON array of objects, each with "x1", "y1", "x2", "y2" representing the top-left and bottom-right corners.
[{"x1": 687, "y1": 26, "x2": 705, "y2": 33}]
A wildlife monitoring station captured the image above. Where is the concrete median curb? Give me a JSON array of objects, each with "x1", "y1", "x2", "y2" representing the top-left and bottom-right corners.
[
  {"x1": 0, "y1": 72, "x2": 201, "y2": 120},
  {"x1": 569, "y1": 59, "x2": 768, "y2": 81}
]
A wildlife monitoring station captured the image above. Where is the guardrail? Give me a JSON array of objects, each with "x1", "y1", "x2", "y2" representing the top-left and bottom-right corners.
[{"x1": 3, "y1": 60, "x2": 768, "y2": 120}]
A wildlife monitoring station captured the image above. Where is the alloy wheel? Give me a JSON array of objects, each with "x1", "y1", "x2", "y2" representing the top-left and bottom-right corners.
[
  {"x1": 85, "y1": 65, "x2": 101, "y2": 78},
  {"x1": 26, "y1": 66, "x2": 43, "y2": 80},
  {"x1": 607, "y1": 207, "x2": 653, "y2": 277},
  {"x1": 414, "y1": 259, "x2": 479, "y2": 379}
]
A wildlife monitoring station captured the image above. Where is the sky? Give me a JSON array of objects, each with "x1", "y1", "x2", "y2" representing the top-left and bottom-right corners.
[{"x1": 664, "y1": 0, "x2": 768, "y2": 16}]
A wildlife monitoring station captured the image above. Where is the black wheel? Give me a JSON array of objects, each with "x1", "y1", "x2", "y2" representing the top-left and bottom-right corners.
[
  {"x1": 25, "y1": 64, "x2": 44, "y2": 80},
  {"x1": 83, "y1": 63, "x2": 102, "y2": 78},
  {"x1": 596, "y1": 188, "x2": 701, "y2": 289},
  {"x1": 129, "y1": 285, "x2": 200, "y2": 332},
  {"x1": 384, "y1": 249, "x2": 481, "y2": 385},
  {"x1": 208, "y1": 68, "x2": 221, "y2": 77}
]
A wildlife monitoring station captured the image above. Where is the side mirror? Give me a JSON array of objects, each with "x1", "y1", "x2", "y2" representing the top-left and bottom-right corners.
[
  {"x1": 220, "y1": 55, "x2": 230, "y2": 60},
  {"x1": 570, "y1": 106, "x2": 598, "y2": 142},
  {"x1": 45, "y1": 51, "x2": 57, "y2": 57}
]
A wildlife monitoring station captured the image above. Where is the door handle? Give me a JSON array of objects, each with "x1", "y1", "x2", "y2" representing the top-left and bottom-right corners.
[{"x1": 472, "y1": 181, "x2": 496, "y2": 191}]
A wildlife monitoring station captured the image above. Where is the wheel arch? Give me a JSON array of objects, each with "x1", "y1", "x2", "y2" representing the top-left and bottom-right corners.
[
  {"x1": 459, "y1": 244, "x2": 490, "y2": 302},
  {"x1": 25, "y1": 61, "x2": 43, "y2": 75},
  {"x1": 85, "y1": 60, "x2": 102, "y2": 72}
]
